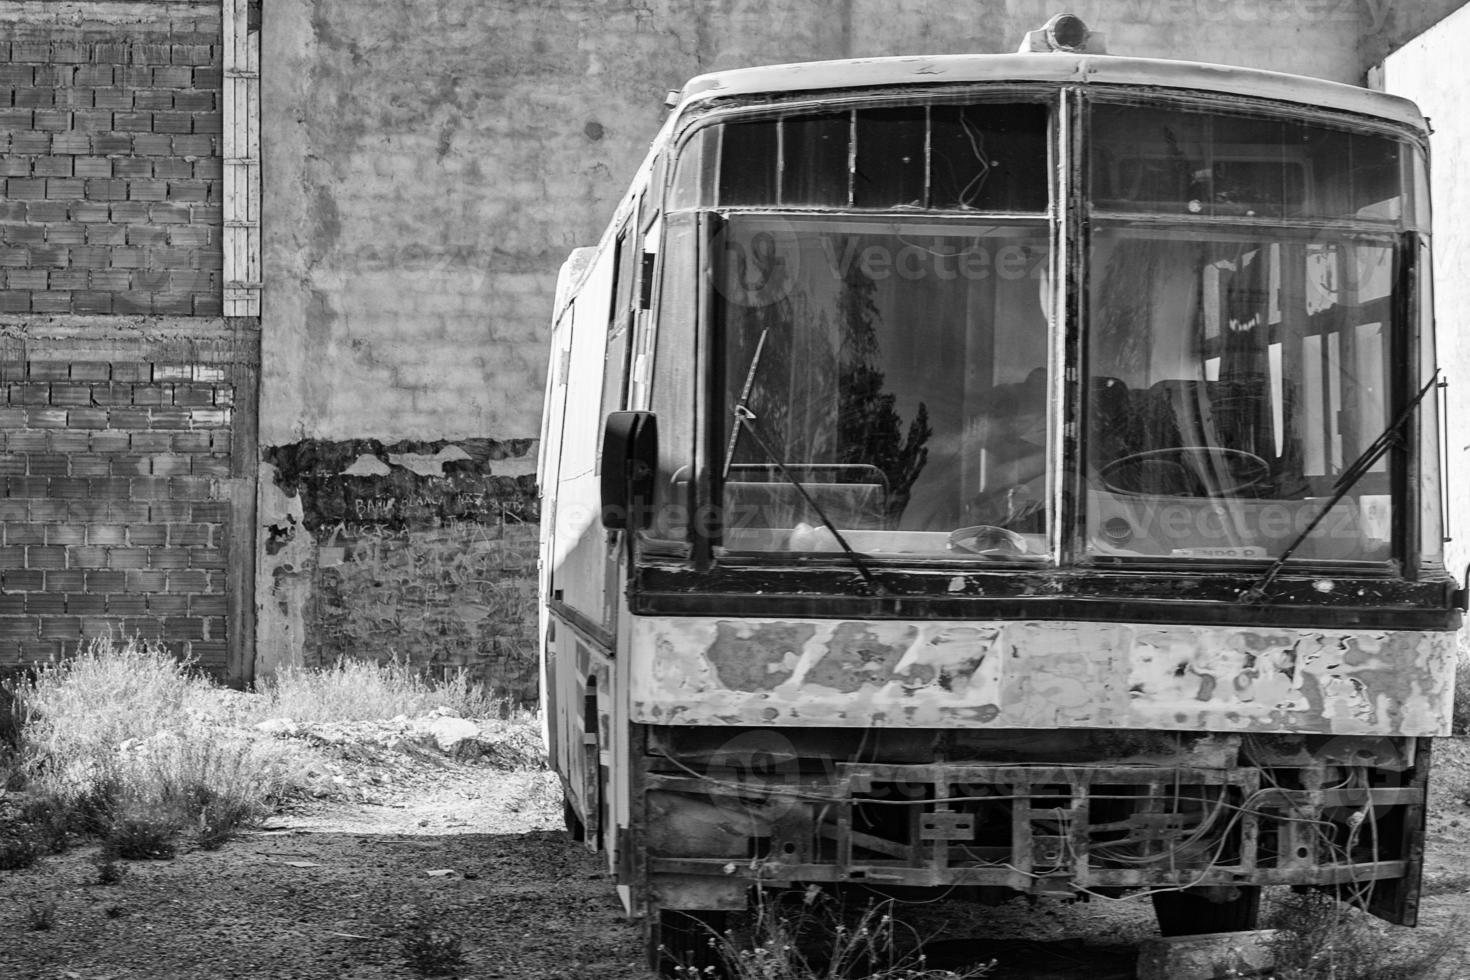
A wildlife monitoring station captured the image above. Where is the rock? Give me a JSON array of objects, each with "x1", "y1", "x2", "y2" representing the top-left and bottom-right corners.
[
  {"x1": 424, "y1": 717, "x2": 479, "y2": 753},
  {"x1": 254, "y1": 718, "x2": 298, "y2": 735}
]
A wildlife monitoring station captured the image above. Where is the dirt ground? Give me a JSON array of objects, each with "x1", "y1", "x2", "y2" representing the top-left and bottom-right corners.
[{"x1": 2, "y1": 734, "x2": 1469, "y2": 980}]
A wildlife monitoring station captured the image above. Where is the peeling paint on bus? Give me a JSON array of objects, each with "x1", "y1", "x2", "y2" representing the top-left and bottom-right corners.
[{"x1": 631, "y1": 617, "x2": 1456, "y2": 736}]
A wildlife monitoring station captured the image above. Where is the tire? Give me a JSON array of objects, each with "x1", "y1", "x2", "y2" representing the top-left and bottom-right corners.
[
  {"x1": 1152, "y1": 885, "x2": 1262, "y2": 936},
  {"x1": 652, "y1": 909, "x2": 729, "y2": 978},
  {"x1": 562, "y1": 795, "x2": 586, "y2": 843}
]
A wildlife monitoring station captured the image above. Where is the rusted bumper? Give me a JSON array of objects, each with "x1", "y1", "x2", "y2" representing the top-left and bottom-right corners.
[{"x1": 630, "y1": 616, "x2": 1457, "y2": 736}]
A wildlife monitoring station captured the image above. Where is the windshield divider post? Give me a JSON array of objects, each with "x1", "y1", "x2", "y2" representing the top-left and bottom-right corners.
[
  {"x1": 1058, "y1": 86, "x2": 1085, "y2": 565},
  {"x1": 694, "y1": 211, "x2": 724, "y2": 568},
  {"x1": 1396, "y1": 230, "x2": 1419, "y2": 577}
]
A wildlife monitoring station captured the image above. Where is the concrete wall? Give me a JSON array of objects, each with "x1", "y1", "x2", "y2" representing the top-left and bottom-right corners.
[
  {"x1": 260, "y1": 0, "x2": 1446, "y2": 446},
  {"x1": 1382, "y1": 4, "x2": 1470, "y2": 582},
  {"x1": 256, "y1": 0, "x2": 1470, "y2": 694}
]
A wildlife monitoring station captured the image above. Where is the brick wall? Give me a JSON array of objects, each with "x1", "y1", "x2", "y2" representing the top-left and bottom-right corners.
[
  {"x1": 0, "y1": 344, "x2": 244, "y2": 665},
  {"x1": 0, "y1": 1, "x2": 250, "y2": 680},
  {"x1": 0, "y1": 21, "x2": 222, "y2": 317}
]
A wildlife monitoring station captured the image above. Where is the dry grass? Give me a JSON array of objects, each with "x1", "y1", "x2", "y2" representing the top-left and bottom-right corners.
[
  {"x1": 667, "y1": 887, "x2": 994, "y2": 980},
  {"x1": 13, "y1": 639, "x2": 319, "y2": 849},
  {"x1": 252, "y1": 655, "x2": 511, "y2": 725},
  {"x1": 6, "y1": 639, "x2": 533, "y2": 860}
]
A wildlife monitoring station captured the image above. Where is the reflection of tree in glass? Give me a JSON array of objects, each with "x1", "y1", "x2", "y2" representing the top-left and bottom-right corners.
[
  {"x1": 1093, "y1": 240, "x2": 1160, "y2": 380},
  {"x1": 834, "y1": 246, "x2": 931, "y2": 522},
  {"x1": 726, "y1": 241, "x2": 798, "y2": 463}
]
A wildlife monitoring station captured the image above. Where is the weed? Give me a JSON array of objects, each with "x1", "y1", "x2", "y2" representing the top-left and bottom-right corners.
[
  {"x1": 104, "y1": 809, "x2": 180, "y2": 860},
  {"x1": 400, "y1": 917, "x2": 467, "y2": 977},
  {"x1": 1, "y1": 680, "x2": 23, "y2": 754},
  {"x1": 62, "y1": 775, "x2": 124, "y2": 837},
  {"x1": 25, "y1": 899, "x2": 57, "y2": 931},
  {"x1": 19, "y1": 796, "x2": 72, "y2": 854},
  {"x1": 193, "y1": 786, "x2": 258, "y2": 850},
  {"x1": 667, "y1": 887, "x2": 994, "y2": 980},
  {"x1": 0, "y1": 826, "x2": 43, "y2": 870},
  {"x1": 1, "y1": 671, "x2": 29, "y2": 792},
  {"x1": 1266, "y1": 891, "x2": 1456, "y2": 980},
  {"x1": 95, "y1": 847, "x2": 127, "y2": 885}
]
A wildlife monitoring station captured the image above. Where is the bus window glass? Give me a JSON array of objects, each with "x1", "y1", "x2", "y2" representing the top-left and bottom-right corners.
[
  {"x1": 643, "y1": 215, "x2": 699, "y2": 552},
  {"x1": 669, "y1": 126, "x2": 716, "y2": 211},
  {"x1": 1090, "y1": 104, "x2": 1420, "y2": 226},
  {"x1": 701, "y1": 101, "x2": 1048, "y2": 211},
  {"x1": 782, "y1": 112, "x2": 850, "y2": 206},
  {"x1": 854, "y1": 107, "x2": 927, "y2": 207},
  {"x1": 719, "y1": 119, "x2": 778, "y2": 206},
  {"x1": 929, "y1": 103, "x2": 1049, "y2": 211},
  {"x1": 716, "y1": 214, "x2": 1051, "y2": 559},
  {"x1": 1085, "y1": 229, "x2": 1397, "y2": 563}
]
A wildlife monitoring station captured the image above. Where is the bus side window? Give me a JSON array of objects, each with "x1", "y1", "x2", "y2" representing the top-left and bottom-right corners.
[{"x1": 602, "y1": 224, "x2": 638, "y2": 422}]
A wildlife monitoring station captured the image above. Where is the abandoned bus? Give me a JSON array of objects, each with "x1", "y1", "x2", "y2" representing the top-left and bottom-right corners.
[{"x1": 538, "y1": 15, "x2": 1464, "y2": 968}]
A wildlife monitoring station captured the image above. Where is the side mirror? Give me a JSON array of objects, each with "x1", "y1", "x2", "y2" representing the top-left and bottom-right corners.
[{"x1": 601, "y1": 411, "x2": 658, "y2": 530}]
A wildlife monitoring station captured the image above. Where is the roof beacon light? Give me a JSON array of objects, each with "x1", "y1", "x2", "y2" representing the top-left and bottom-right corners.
[{"x1": 1017, "y1": 13, "x2": 1106, "y2": 54}]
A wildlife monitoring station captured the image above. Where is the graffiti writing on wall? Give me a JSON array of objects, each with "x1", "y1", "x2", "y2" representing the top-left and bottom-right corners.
[
  {"x1": 263, "y1": 437, "x2": 541, "y2": 702},
  {"x1": 264, "y1": 436, "x2": 538, "y2": 540}
]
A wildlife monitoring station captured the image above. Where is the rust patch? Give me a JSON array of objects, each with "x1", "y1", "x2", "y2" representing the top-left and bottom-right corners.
[
  {"x1": 913, "y1": 626, "x2": 998, "y2": 694},
  {"x1": 705, "y1": 621, "x2": 813, "y2": 691},
  {"x1": 804, "y1": 622, "x2": 917, "y2": 693}
]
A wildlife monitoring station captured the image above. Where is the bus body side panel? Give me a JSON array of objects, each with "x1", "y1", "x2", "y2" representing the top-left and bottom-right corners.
[
  {"x1": 541, "y1": 246, "x2": 621, "y2": 847},
  {"x1": 537, "y1": 299, "x2": 575, "y2": 785},
  {"x1": 550, "y1": 248, "x2": 616, "y2": 629}
]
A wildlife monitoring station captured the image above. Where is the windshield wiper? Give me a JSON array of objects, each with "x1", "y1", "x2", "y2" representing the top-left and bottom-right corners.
[
  {"x1": 723, "y1": 329, "x2": 768, "y2": 479},
  {"x1": 730, "y1": 403, "x2": 888, "y2": 598},
  {"x1": 1239, "y1": 369, "x2": 1440, "y2": 603}
]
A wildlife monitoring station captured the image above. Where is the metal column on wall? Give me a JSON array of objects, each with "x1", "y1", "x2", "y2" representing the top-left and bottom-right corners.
[
  {"x1": 223, "y1": 0, "x2": 262, "y2": 682},
  {"x1": 223, "y1": 0, "x2": 261, "y2": 317}
]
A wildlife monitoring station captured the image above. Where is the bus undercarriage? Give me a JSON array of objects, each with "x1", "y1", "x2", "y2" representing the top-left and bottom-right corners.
[{"x1": 637, "y1": 726, "x2": 1427, "y2": 922}]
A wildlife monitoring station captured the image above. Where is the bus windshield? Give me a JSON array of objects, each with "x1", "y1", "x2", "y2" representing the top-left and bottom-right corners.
[
  {"x1": 655, "y1": 96, "x2": 1428, "y2": 567},
  {"x1": 1084, "y1": 102, "x2": 1425, "y2": 565},
  {"x1": 715, "y1": 215, "x2": 1051, "y2": 559}
]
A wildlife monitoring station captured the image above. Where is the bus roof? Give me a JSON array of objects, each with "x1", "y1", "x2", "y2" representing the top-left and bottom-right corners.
[{"x1": 676, "y1": 53, "x2": 1426, "y2": 131}]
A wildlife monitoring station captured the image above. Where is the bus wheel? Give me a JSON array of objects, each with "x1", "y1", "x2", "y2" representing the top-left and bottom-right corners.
[
  {"x1": 561, "y1": 794, "x2": 585, "y2": 842},
  {"x1": 1152, "y1": 885, "x2": 1261, "y2": 936},
  {"x1": 653, "y1": 908, "x2": 729, "y2": 978}
]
